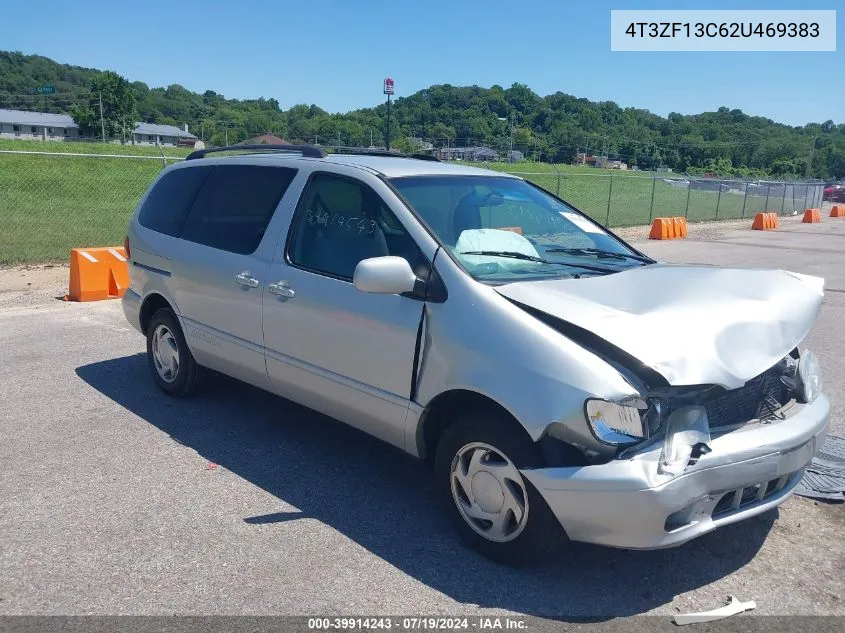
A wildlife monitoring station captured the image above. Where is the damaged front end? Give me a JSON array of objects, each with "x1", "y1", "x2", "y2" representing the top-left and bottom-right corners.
[
  {"x1": 522, "y1": 345, "x2": 829, "y2": 549},
  {"x1": 608, "y1": 348, "x2": 824, "y2": 477}
]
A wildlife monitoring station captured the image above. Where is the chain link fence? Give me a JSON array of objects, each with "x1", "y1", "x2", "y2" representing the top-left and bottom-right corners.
[
  {"x1": 0, "y1": 149, "x2": 178, "y2": 264},
  {"x1": 500, "y1": 169, "x2": 826, "y2": 228},
  {"x1": 0, "y1": 148, "x2": 827, "y2": 264}
]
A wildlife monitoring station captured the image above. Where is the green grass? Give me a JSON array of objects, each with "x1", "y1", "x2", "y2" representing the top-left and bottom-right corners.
[
  {"x1": 0, "y1": 151, "x2": 169, "y2": 264},
  {"x1": 0, "y1": 148, "x2": 820, "y2": 264},
  {"x1": 0, "y1": 138, "x2": 192, "y2": 158},
  {"x1": 458, "y1": 160, "x2": 817, "y2": 227}
]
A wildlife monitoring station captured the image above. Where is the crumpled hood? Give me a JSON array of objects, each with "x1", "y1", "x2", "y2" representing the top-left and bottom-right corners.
[{"x1": 495, "y1": 263, "x2": 824, "y2": 389}]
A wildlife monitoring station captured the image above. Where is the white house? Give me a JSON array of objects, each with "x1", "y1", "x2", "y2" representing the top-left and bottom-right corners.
[
  {"x1": 0, "y1": 109, "x2": 79, "y2": 141},
  {"x1": 133, "y1": 122, "x2": 197, "y2": 146}
]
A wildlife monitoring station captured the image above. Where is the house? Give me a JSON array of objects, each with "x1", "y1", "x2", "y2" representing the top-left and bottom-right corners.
[
  {"x1": 133, "y1": 122, "x2": 197, "y2": 146},
  {"x1": 575, "y1": 153, "x2": 605, "y2": 167},
  {"x1": 574, "y1": 154, "x2": 627, "y2": 170},
  {"x1": 436, "y1": 146, "x2": 500, "y2": 162},
  {"x1": 0, "y1": 108, "x2": 79, "y2": 141},
  {"x1": 409, "y1": 137, "x2": 435, "y2": 152},
  {"x1": 239, "y1": 134, "x2": 291, "y2": 145},
  {"x1": 506, "y1": 150, "x2": 524, "y2": 162}
]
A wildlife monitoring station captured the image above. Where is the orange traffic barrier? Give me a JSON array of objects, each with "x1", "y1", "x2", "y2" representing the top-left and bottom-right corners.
[
  {"x1": 649, "y1": 216, "x2": 688, "y2": 240},
  {"x1": 64, "y1": 246, "x2": 129, "y2": 302},
  {"x1": 802, "y1": 208, "x2": 821, "y2": 223},
  {"x1": 831, "y1": 205, "x2": 845, "y2": 218},
  {"x1": 752, "y1": 212, "x2": 778, "y2": 230}
]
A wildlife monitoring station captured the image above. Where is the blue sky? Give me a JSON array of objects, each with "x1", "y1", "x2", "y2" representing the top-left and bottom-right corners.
[{"x1": 4, "y1": 0, "x2": 842, "y2": 125}]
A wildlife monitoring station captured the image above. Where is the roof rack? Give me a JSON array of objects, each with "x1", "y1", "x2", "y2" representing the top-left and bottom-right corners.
[
  {"x1": 332, "y1": 148, "x2": 440, "y2": 162},
  {"x1": 185, "y1": 144, "x2": 326, "y2": 160}
]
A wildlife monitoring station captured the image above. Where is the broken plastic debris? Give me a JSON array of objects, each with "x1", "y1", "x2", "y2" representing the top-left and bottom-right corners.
[{"x1": 673, "y1": 596, "x2": 756, "y2": 626}]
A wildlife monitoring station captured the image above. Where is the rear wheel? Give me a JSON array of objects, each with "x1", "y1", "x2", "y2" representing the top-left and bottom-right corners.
[
  {"x1": 433, "y1": 411, "x2": 565, "y2": 565},
  {"x1": 146, "y1": 308, "x2": 202, "y2": 397}
]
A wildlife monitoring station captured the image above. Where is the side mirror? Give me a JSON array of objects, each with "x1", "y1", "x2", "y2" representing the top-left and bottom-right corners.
[{"x1": 353, "y1": 256, "x2": 419, "y2": 295}]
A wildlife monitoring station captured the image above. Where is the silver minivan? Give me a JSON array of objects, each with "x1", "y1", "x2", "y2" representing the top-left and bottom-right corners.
[{"x1": 123, "y1": 145, "x2": 828, "y2": 564}]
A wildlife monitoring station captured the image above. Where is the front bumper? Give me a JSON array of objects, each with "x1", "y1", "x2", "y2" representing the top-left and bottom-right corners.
[{"x1": 521, "y1": 394, "x2": 830, "y2": 549}]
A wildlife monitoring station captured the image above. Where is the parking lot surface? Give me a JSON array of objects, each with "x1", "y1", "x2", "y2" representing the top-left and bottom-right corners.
[{"x1": 1, "y1": 215, "x2": 843, "y2": 618}]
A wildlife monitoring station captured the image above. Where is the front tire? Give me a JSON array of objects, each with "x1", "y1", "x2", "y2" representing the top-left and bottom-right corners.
[
  {"x1": 433, "y1": 411, "x2": 565, "y2": 565},
  {"x1": 146, "y1": 308, "x2": 202, "y2": 397}
]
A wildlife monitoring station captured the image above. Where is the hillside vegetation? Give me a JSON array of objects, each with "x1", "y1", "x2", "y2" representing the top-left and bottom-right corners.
[{"x1": 1, "y1": 51, "x2": 843, "y2": 180}]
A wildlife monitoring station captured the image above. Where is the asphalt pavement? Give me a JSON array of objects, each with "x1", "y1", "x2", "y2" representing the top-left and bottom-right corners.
[{"x1": 0, "y1": 216, "x2": 842, "y2": 618}]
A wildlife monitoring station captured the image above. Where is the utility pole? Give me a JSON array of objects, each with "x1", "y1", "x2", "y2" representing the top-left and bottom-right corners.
[
  {"x1": 805, "y1": 136, "x2": 817, "y2": 179},
  {"x1": 509, "y1": 114, "x2": 514, "y2": 154},
  {"x1": 225, "y1": 126, "x2": 228, "y2": 146},
  {"x1": 98, "y1": 92, "x2": 105, "y2": 142}
]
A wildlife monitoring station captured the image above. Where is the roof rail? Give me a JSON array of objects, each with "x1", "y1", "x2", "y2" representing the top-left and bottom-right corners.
[
  {"x1": 185, "y1": 144, "x2": 326, "y2": 160},
  {"x1": 332, "y1": 148, "x2": 440, "y2": 162}
]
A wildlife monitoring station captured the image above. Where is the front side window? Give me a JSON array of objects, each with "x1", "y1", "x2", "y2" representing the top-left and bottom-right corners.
[
  {"x1": 391, "y1": 175, "x2": 652, "y2": 282},
  {"x1": 288, "y1": 173, "x2": 424, "y2": 281},
  {"x1": 180, "y1": 165, "x2": 297, "y2": 254}
]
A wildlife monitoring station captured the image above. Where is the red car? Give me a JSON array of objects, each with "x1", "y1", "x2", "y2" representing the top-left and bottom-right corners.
[{"x1": 824, "y1": 184, "x2": 845, "y2": 203}]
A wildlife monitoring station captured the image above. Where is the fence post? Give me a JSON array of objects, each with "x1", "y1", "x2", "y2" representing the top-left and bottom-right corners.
[
  {"x1": 764, "y1": 184, "x2": 770, "y2": 211},
  {"x1": 648, "y1": 173, "x2": 657, "y2": 223},
  {"x1": 684, "y1": 179, "x2": 692, "y2": 218},
  {"x1": 780, "y1": 182, "x2": 787, "y2": 214},
  {"x1": 740, "y1": 182, "x2": 749, "y2": 218},
  {"x1": 605, "y1": 172, "x2": 614, "y2": 226},
  {"x1": 715, "y1": 179, "x2": 723, "y2": 220}
]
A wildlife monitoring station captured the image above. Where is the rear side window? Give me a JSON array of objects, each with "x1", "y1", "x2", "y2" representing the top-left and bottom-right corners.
[
  {"x1": 181, "y1": 165, "x2": 297, "y2": 254},
  {"x1": 137, "y1": 166, "x2": 213, "y2": 237}
]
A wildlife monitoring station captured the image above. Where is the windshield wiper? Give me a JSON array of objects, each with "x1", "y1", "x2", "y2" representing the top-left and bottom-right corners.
[
  {"x1": 543, "y1": 247, "x2": 653, "y2": 263},
  {"x1": 459, "y1": 250, "x2": 618, "y2": 274},
  {"x1": 459, "y1": 250, "x2": 547, "y2": 262}
]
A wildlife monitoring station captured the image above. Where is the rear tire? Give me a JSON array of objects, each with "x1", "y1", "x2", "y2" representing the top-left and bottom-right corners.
[
  {"x1": 433, "y1": 410, "x2": 565, "y2": 565},
  {"x1": 146, "y1": 308, "x2": 202, "y2": 397}
]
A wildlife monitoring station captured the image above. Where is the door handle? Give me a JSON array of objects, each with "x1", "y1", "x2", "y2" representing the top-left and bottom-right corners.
[
  {"x1": 235, "y1": 271, "x2": 260, "y2": 288},
  {"x1": 268, "y1": 281, "x2": 296, "y2": 299}
]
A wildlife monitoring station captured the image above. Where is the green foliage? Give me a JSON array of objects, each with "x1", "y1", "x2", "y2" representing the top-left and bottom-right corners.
[
  {"x1": 70, "y1": 71, "x2": 136, "y2": 139},
  {"x1": 1, "y1": 50, "x2": 843, "y2": 179}
]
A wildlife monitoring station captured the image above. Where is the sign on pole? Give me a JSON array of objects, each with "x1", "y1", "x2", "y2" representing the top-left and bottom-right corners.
[
  {"x1": 35, "y1": 84, "x2": 55, "y2": 94},
  {"x1": 383, "y1": 77, "x2": 394, "y2": 95}
]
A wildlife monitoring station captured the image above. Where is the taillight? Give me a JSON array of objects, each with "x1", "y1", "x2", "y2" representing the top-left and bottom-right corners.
[{"x1": 124, "y1": 235, "x2": 130, "y2": 259}]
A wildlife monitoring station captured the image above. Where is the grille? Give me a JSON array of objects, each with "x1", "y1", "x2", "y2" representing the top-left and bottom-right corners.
[
  {"x1": 703, "y1": 366, "x2": 791, "y2": 429},
  {"x1": 711, "y1": 471, "x2": 798, "y2": 518}
]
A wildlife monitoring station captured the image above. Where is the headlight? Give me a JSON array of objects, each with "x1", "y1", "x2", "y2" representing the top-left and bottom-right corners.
[
  {"x1": 585, "y1": 398, "x2": 646, "y2": 446},
  {"x1": 797, "y1": 349, "x2": 823, "y2": 403},
  {"x1": 658, "y1": 405, "x2": 711, "y2": 476}
]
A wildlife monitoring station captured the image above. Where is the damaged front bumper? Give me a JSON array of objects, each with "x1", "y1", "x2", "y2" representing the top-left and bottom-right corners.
[{"x1": 520, "y1": 394, "x2": 830, "y2": 549}]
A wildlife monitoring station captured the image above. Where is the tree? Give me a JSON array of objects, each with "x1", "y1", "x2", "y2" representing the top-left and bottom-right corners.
[
  {"x1": 72, "y1": 71, "x2": 136, "y2": 140},
  {"x1": 4, "y1": 51, "x2": 844, "y2": 179}
]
